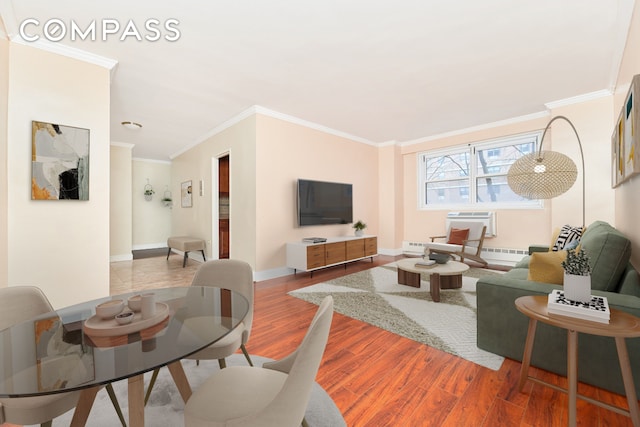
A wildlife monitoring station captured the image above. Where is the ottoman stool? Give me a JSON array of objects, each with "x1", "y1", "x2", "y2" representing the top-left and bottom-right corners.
[{"x1": 167, "y1": 236, "x2": 206, "y2": 267}]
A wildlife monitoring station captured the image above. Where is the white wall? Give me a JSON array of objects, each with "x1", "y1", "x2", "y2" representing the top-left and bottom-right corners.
[
  {"x1": 0, "y1": 39, "x2": 8, "y2": 286},
  {"x1": 110, "y1": 144, "x2": 133, "y2": 261},
  {"x1": 6, "y1": 43, "x2": 111, "y2": 308},
  {"x1": 132, "y1": 159, "x2": 172, "y2": 249}
]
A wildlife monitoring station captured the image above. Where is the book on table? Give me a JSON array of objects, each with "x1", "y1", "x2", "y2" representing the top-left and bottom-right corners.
[
  {"x1": 547, "y1": 289, "x2": 610, "y2": 324},
  {"x1": 415, "y1": 259, "x2": 436, "y2": 267}
]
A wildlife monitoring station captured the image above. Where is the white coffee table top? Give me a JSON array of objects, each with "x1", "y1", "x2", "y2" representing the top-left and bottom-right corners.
[{"x1": 396, "y1": 258, "x2": 470, "y2": 276}]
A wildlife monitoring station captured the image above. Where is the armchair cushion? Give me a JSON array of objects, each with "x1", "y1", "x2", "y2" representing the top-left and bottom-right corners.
[{"x1": 447, "y1": 228, "x2": 469, "y2": 245}]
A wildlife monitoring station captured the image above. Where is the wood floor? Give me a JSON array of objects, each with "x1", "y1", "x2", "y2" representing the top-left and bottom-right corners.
[
  {"x1": 7, "y1": 255, "x2": 635, "y2": 427},
  {"x1": 110, "y1": 254, "x2": 639, "y2": 426}
]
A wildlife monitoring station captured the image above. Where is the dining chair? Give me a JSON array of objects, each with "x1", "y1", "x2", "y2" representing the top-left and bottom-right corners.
[
  {"x1": 0, "y1": 286, "x2": 125, "y2": 427},
  {"x1": 144, "y1": 259, "x2": 255, "y2": 404},
  {"x1": 183, "y1": 295, "x2": 334, "y2": 427}
]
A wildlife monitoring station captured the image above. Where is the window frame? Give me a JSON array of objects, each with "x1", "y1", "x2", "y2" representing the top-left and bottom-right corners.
[{"x1": 418, "y1": 132, "x2": 544, "y2": 210}]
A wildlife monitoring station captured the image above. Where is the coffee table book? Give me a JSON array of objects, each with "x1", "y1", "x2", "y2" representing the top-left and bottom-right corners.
[
  {"x1": 547, "y1": 289, "x2": 610, "y2": 324},
  {"x1": 414, "y1": 260, "x2": 436, "y2": 268}
]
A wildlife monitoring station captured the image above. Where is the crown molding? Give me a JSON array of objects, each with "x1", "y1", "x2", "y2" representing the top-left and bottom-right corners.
[
  {"x1": 169, "y1": 106, "x2": 259, "y2": 159},
  {"x1": 171, "y1": 105, "x2": 380, "y2": 159},
  {"x1": 110, "y1": 142, "x2": 135, "y2": 149},
  {"x1": 253, "y1": 105, "x2": 378, "y2": 146},
  {"x1": 132, "y1": 157, "x2": 171, "y2": 165},
  {"x1": 0, "y1": 2, "x2": 118, "y2": 73},
  {"x1": 400, "y1": 111, "x2": 551, "y2": 147},
  {"x1": 544, "y1": 89, "x2": 612, "y2": 110}
]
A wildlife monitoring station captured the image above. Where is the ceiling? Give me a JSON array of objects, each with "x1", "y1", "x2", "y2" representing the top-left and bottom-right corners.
[{"x1": 0, "y1": 0, "x2": 636, "y2": 160}]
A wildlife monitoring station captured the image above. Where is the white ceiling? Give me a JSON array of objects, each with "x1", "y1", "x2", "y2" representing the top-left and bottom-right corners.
[{"x1": 0, "y1": 0, "x2": 636, "y2": 160}]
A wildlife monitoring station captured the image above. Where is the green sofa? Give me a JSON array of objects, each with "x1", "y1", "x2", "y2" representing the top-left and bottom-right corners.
[{"x1": 477, "y1": 221, "x2": 640, "y2": 396}]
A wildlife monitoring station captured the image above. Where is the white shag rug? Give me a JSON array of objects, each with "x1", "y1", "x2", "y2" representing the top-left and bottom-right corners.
[
  {"x1": 289, "y1": 262, "x2": 505, "y2": 371},
  {"x1": 37, "y1": 355, "x2": 345, "y2": 427}
]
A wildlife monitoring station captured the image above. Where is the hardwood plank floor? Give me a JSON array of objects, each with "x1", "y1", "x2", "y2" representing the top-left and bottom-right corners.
[
  {"x1": 4, "y1": 254, "x2": 634, "y2": 427},
  {"x1": 119, "y1": 255, "x2": 638, "y2": 426}
]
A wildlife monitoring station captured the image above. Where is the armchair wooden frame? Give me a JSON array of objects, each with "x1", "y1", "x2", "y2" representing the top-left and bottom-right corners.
[{"x1": 427, "y1": 225, "x2": 488, "y2": 267}]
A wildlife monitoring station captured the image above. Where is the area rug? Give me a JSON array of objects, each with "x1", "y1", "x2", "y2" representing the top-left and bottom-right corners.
[
  {"x1": 289, "y1": 262, "x2": 505, "y2": 370},
  {"x1": 38, "y1": 355, "x2": 345, "y2": 427}
]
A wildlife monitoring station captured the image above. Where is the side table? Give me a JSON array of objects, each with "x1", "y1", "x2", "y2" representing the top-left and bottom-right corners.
[{"x1": 515, "y1": 295, "x2": 640, "y2": 427}]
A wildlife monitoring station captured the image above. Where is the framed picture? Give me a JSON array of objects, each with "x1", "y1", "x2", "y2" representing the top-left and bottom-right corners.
[
  {"x1": 612, "y1": 74, "x2": 640, "y2": 187},
  {"x1": 181, "y1": 180, "x2": 193, "y2": 207},
  {"x1": 31, "y1": 121, "x2": 90, "y2": 200}
]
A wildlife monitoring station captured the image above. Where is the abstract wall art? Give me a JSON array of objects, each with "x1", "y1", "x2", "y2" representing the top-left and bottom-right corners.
[
  {"x1": 181, "y1": 180, "x2": 193, "y2": 207},
  {"x1": 32, "y1": 120, "x2": 90, "y2": 200},
  {"x1": 612, "y1": 74, "x2": 640, "y2": 187}
]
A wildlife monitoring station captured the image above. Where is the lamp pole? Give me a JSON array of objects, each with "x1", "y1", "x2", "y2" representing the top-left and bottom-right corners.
[{"x1": 537, "y1": 116, "x2": 585, "y2": 229}]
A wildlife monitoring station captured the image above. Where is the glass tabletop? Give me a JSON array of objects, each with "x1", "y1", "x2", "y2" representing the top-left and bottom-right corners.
[{"x1": 0, "y1": 286, "x2": 248, "y2": 397}]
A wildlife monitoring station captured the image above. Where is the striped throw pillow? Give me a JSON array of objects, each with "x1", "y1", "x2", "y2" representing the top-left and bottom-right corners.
[{"x1": 552, "y1": 224, "x2": 582, "y2": 251}]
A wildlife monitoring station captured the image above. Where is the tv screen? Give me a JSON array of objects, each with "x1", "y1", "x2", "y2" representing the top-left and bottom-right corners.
[{"x1": 297, "y1": 179, "x2": 353, "y2": 226}]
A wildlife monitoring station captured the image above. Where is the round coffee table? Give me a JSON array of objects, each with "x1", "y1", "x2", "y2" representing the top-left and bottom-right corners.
[{"x1": 395, "y1": 258, "x2": 469, "y2": 302}]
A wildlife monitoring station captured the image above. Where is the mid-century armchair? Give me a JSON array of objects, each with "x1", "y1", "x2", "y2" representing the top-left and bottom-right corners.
[{"x1": 424, "y1": 221, "x2": 488, "y2": 266}]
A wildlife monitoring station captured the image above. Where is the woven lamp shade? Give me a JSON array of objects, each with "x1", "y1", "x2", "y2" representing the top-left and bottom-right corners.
[{"x1": 507, "y1": 150, "x2": 578, "y2": 199}]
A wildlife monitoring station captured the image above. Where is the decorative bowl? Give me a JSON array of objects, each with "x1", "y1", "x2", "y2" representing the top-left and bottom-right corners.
[
  {"x1": 429, "y1": 253, "x2": 451, "y2": 264},
  {"x1": 95, "y1": 299, "x2": 125, "y2": 319},
  {"x1": 115, "y1": 311, "x2": 134, "y2": 325},
  {"x1": 128, "y1": 295, "x2": 142, "y2": 312}
]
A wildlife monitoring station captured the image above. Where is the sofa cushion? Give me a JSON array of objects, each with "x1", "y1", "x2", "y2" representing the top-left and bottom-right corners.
[
  {"x1": 579, "y1": 221, "x2": 631, "y2": 292},
  {"x1": 527, "y1": 251, "x2": 567, "y2": 285}
]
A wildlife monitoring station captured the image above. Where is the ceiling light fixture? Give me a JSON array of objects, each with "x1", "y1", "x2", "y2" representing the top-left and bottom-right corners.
[{"x1": 121, "y1": 121, "x2": 142, "y2": 130}]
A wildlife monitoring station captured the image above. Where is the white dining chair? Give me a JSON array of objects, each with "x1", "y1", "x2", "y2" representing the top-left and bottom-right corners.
[
  {"x1": 145, "y1": 259, "x2": 254, "y2": 404},
  {"x1": 0, "y1": 286, "x2": 125, "y2": 427},
  {"x1": 184, "y1": 295, "x2": 334, "y2": 427}
]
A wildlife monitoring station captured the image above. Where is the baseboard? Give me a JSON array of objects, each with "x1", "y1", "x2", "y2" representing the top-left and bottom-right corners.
[
  {"x1": 133, "y1": 242, "x2": 168, "y2": 250},
  {"x1": 110, "y1": 254, "x2": 133, "y2": 262}
]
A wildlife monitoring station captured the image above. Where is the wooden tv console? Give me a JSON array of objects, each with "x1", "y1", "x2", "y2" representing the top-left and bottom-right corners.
[{"x1": 286, "y1": 236, "x2": 377, "y2": 276}]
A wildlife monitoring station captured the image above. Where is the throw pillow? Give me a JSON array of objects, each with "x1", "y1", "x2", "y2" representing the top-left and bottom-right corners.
[
  {"x1": 527, "y1": 250, "x2": 567, "y2": 285},
  {"x1": 552, "y1": 225, "x2": 582, "y2": 251},
  {"x1": 448, "y1": 228, "x2": 469, "y2": 245}
]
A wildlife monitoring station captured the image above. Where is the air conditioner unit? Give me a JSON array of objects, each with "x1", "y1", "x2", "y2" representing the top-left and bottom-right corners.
[{"x1": 446, "y1": 211, "x2": 496, "y2": 237}]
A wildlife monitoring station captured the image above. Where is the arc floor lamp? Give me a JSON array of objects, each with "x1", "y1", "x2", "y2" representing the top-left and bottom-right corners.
[{"x1": 507, "y1": 115, "x2": 585, "y2": 229}]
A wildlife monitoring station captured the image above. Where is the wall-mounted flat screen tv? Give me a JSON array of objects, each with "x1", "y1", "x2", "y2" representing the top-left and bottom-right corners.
[{"x1": 297, "y1": 179, "x2": 353, "y2": 226}]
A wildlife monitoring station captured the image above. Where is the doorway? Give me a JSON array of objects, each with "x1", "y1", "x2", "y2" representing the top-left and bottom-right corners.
[{"x1": 218, "y1": 155, "x2": 230, "y2": 259}]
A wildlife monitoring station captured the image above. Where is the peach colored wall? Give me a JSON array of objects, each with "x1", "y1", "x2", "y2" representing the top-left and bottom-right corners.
[
  {"x1": 255, "y1": 114, "x2": 379, "y2": 275},
  {"x1": 401, "y1": 117, "x2": 553, "y2": 251},
  {"x1": 614, "y1": 2, "x2": 640, "y2": 268},
  {"x1": 378, "y1": 144, "x2": 403, "y2": 252},
  {"x1": 0, "y1": 39, "x2": 8, "y2": 286},
  {"x1": 172, "y1": 116, "x2": 257, "y2": 269},
  {"x1": 547, "y1": 97, "x2": 615, "y2": 228},
  {"x1": 7, "y1": 43, "x2": 111, "y2": 308}
]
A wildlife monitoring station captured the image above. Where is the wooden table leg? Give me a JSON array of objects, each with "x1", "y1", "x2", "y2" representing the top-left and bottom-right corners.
[
  {"x1": 518, "y1": 318, "x2": 537, "y2": 391},
  {"x1": 129, "y1": 374, "x2": 145, "y2": 427},
  {"x1": 567, "y1": 330, "x2": 578, "y2": 427},
  {"x1": 70, "y1": 385, "x2": 100, "y2": 427},
  {"x1": 615, "y1": 337, "x2": 640, "y2": 426},
  {"x1": 168, "y1": 360, "x2": 192, "y2": 403},
  {"x1": 430, "y1": 273, "x2": 441, "y2": 302}
]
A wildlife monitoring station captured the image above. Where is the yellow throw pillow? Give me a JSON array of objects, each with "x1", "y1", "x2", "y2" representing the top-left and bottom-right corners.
[
  {"x1": 527, "y1": 250, "x2": 567, "y2": 285},
  {"x1": 549, "y1": 227, "x2": 561, "y2": 251}
]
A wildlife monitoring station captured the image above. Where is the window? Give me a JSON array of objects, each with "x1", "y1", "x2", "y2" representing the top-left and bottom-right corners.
[{"x1": 419, "y1": 133, "x2": 541, "y2": 208}]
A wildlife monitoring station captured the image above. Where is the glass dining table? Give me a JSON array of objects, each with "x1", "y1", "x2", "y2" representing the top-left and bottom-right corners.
[{"x1": 0, "y1": 286, "x2": 249, "y2": 427}]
